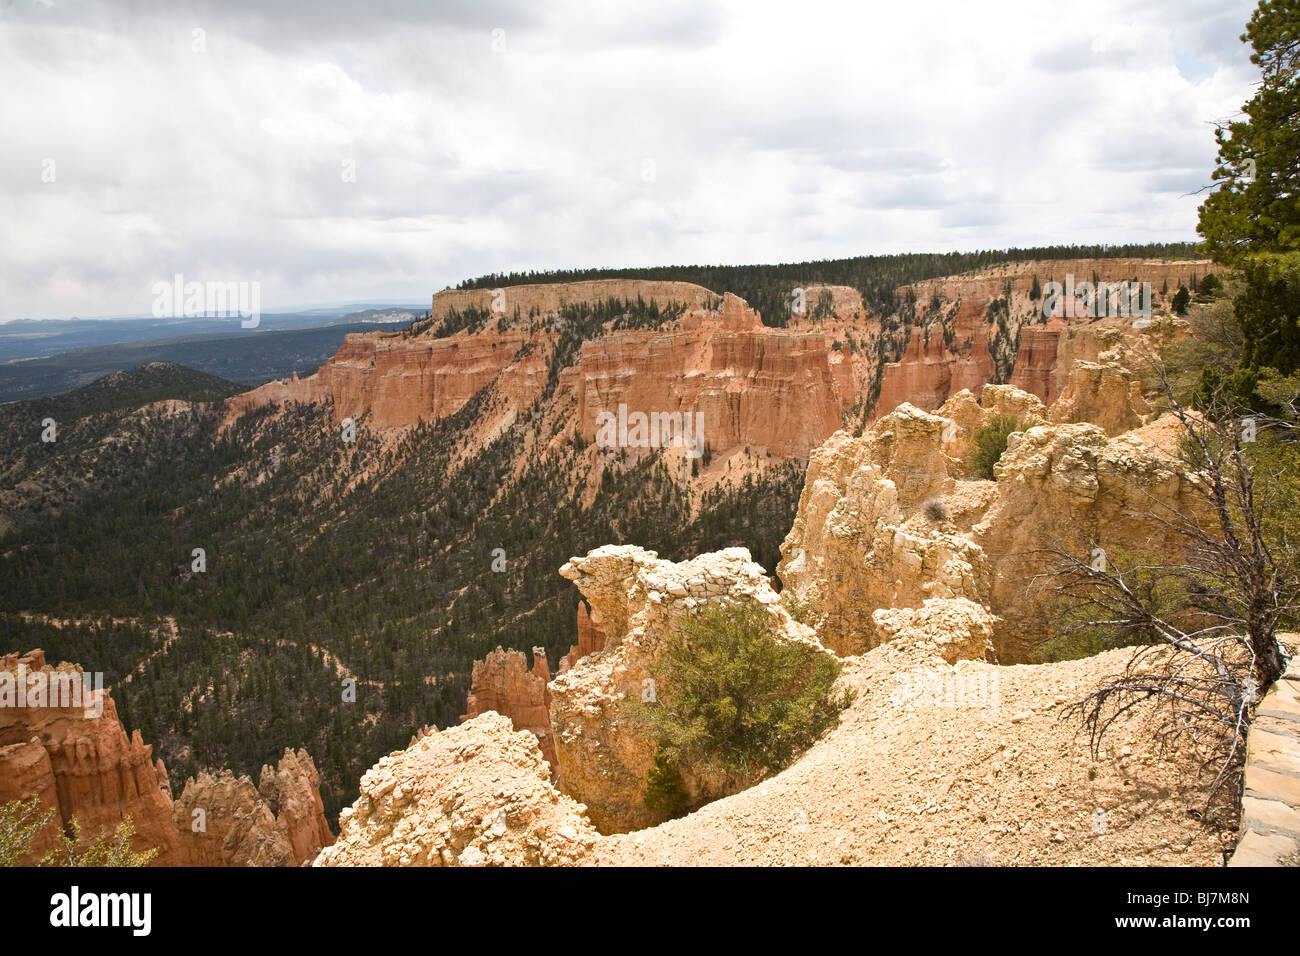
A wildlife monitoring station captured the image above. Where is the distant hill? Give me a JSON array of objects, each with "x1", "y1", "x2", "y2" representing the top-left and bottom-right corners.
[
  {"x1": 24, "y1": 362, "x2": 242, "y2": 421},
  {"x1": 0, "y1": 316, "x2": 417, "y2": 405},
  {"x1": 0, "y1": 306, "x2": 423, "y2": 363}
]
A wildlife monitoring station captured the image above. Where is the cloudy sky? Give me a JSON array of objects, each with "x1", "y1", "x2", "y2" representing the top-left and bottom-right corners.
[{"x1": 0, "y1": 0, "x2": 1261, "y2": 320}]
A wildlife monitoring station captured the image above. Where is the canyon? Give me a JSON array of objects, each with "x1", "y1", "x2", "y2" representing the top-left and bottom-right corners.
[
  {"x1": 317, "y1": 328, "x2": 1273, "y2": 864},
  {"x1": 9, "y1": 255, "x2": 1273, "y2": 869},
  {"x1": 229, "y1": 262, "x2": 1209, "y2": 465}
]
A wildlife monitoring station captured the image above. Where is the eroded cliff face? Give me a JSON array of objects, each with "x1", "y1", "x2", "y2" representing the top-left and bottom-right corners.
[
  {"x1": 778, "y1": 372, "x2": 1209, "y2": 662},
  {"x1": 548, "y1": 544, "x2": 830, "y2": 834},
  {"x1": 462, "y1": 647, "x2": 556, "y2": 768},
  {"x1": 224, "y1": 262, "x2": 1201, "y2": 488},
  {"x1": 873, "y1": 298, "x2": 994, "y2": 421},
  {"x1": 0, "y1": 649, "x2": 178, "y2": 864},
  {"x1": 225, "y1": 329, "x2": 548, "y2": 431},
  {"x1": 173, "y1": 749, "x2": 334, "y2": 866},
  {"x1": 880, "y1": 258, "x2": 1210, "y2": 416},
  {"x1": 1, "y1": 649, "x2": 334, "y2": 866},
  {"x1": 566, "y1": 294, "x2": 856, "y2": 461}
]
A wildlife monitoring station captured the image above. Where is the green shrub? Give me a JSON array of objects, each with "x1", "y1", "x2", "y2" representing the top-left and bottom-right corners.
[
  {"x1": 968, "y1": 415, "x2": 1029, "y2": 480},
  {"x1": 643, "y1": 746, "x2": 690, "y2": 820},
  {"x1": 0, "y1": 797, "x2": 155, "y2": 867},
  {"x1": 627, "y1": 601, "x2": 848, "y2": 818},
  {"x1": 0, "y1": 797, "x2": 51, "y2": 867}
]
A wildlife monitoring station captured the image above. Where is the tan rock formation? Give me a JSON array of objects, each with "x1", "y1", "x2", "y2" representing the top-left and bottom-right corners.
[
  {"x1": 779, "y1": 388, "x2": 1209, "y2": 661},
  {"x1": 462, "y1": 647, "x2": 556, "y2": 768},
  {"x1": 1048, "y1": 359, "x2": 1150, "y2": 436},
  {"x1": 871, "y1": 598, "x2": 996, "y2": 665},
  {"x1": 561, "y1": 600, "x2": 607, "y2": 674},
  {"x1": 173, "y1": 748, "x2": 333, "y2": 866},
  {"x1": 258, "y1": 748, "x2": 335, "y2": 864},
  {"x1": 777, "y1": 405, "x2": 989, "y2": 655},
  {"x1": 0, "y1": 649, "x2": 179, "y2": 864},
  {"x1": 977, "y1": 422, "x2": 1207, "y2": 658},
  {"x1": 550, "y1": 544, "x2": 829, "y2": 833},
  {"x1": 173, "y1": 771, "x2": 296, "y2": 866},
  {"x1": 315, "y1": 713, "x2": 597, "y2": 866}
]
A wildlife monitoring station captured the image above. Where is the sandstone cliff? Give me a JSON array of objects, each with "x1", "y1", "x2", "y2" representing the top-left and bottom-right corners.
[
  {"x1": 0, "y1": 649, "x2": 178, "y2": 864},
  {"x1": 173, "y1": 748, "x2": 334, "y2": 866}
]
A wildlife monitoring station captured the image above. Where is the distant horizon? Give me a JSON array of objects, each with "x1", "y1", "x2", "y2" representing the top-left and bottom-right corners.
[
  {"x1": 0, "y1": 299, "x2": 431, "y2": 325},
  {"x1": 0, "y1": 237, "x2": 1215, "y2": 324}
]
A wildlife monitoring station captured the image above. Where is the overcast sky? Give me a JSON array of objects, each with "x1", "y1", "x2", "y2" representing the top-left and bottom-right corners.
[{"x1": 0, "y1": 0, "x2": 1261, "y2": 320}]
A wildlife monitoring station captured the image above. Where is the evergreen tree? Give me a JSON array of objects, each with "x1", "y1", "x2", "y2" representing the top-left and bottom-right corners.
[{"x1": 1198, "y1": 0, "x2": 1300, "y2": 374}]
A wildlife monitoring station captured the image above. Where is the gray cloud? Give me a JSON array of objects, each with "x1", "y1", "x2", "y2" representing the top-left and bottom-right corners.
[{"x1": 0, "y1": 0, "x2": 1262, "y2": 320}]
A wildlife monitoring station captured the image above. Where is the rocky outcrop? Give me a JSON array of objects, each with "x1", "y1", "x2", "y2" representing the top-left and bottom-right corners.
[
  {"x1": 428, "y1": 279, "x2": 718, "y2": 322},
  {"x1": 871, "y1": 598, "x2": 996, "y2": 665},
  {"x1": 315, "y1": 713, "x2": 598, "y2": 866},
  {"x1": 777, "y1": 405, "x2": 989, "y2": 656},
  {"x1": 550, "y1": 544, "x2": 830, "y2": 833},
  {"x1": 779, "y1": 386, "x2": 1209, "y2": 662},
  {"x1": 0, "y1": 649, "x2": 178, "y2": 865},
  {"x1": 1047, "y1": 359, "x2": 1150, "y2": 436},
  {"x1": 1229, "y1": 655, "x2": 1300, "y2": 867},
  {"x1": 173, "y1": 748, "x2": 334, "y2": 866},
  {"x1": 561, "y1": 600, "x2": 607, "y2": 674},
  {"x1": 462, "y1": 647, "x2": 556, "y2": 768}
]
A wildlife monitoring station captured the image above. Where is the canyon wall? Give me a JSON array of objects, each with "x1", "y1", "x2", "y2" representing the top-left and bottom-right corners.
[
  {"x1": 1, "y1": 648, "x2": 332, "y2": 866},
  {"x1": 566, "y1": 293, "x2": 856, "y2": 460},
  {"x1": 173, "y1": 749, "x2": 334, "y2": 866},
  {"x1": 0, "y1": 649, "x2": 178, "y2": 864},
  {"x1": 226, "y1": 329, "x2": 548, "y2": 430},
  {"x1": 226, "y1": 260, "x2": 1201, "y2": 465},
  {"x1": 874, "y1": 298, "x2": 995, "y2": 420}
]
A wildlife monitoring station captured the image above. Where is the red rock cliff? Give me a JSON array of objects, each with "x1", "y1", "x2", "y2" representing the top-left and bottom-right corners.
[{"x1": 0, "y1": 649, "x2": 178, "y2": 864}]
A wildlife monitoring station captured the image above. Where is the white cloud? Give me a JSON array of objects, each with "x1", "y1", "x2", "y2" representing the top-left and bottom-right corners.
[{"x1": 0, "y1": 0, "x2": 1261, "y2": 318}]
